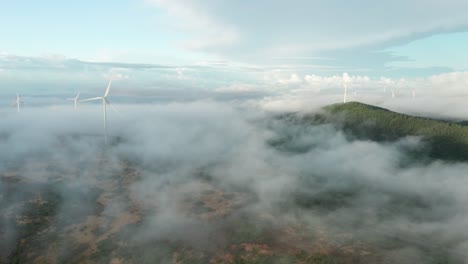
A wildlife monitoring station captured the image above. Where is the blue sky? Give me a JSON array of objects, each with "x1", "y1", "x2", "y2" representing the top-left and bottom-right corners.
[
  {"x1": 1, "y1": 0, "x2": 468, "y2": 98},
  {"x1": 387, "y1": 31, "x2": 468, "y2": 70},
  {"x1": 0, "y1": 0, "x2": 202, "y2": 64}
]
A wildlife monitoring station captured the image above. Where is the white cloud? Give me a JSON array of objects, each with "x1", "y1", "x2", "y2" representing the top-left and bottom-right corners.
[
  {"x1": 264, "y1": 72, "x2": 302, "y2": 86},
  {"x1": 259, "y1": 71, "x2": 468, "y2": 118},
  {"x1": 147, "y1": 0, "x2": 468, "y2": 60},
  {"x1": 263, "y1": 71, "x2": 377, "y2": 92},
  {"x1": 428, "y1": 71, "x2": 468, "y2": 93},
  {"x1": 265, "y1": 71, "x2": 468, "y2": 94},
  {"x1": 102, "y1": 69, "x2": 130, "y2": 81},
  {"x1": 214, "y1": 83, "x2": 261, "y2": 93},
  {"x1": 147, "y1": 0, "x2": 241, "y2": 51}
]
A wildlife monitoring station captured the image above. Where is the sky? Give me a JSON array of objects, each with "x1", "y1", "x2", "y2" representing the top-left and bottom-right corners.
[{"x1": 1, "y1": 0, "x2": 468, "y2": 102}]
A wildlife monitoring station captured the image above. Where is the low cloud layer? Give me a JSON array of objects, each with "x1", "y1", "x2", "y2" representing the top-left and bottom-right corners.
[{"x1": 1, "y1": 100, "x2": 468, "y2": 262}]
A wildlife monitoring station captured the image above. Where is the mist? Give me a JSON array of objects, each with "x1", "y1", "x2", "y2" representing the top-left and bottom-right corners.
[{"x1": 1, "y1": 99, "x2": 468, "y2": 263}]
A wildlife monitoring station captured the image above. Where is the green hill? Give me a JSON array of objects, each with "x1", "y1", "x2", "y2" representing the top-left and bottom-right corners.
[
  {"x1": 308, "y1": 101, "x2": 468, "y2": 161},
  {"x1": 324, "y1": 102, "x2": 468, "y2": 160}
]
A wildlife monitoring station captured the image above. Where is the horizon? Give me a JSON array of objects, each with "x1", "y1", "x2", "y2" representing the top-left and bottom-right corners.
[{"x1": 2, "y1": 1, "x2": 468, "y2": 105}]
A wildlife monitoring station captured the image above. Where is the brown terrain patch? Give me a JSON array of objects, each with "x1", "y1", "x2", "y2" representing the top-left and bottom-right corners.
[
  {"x1": 209, "y1": 243, "x2": 273, "y2": 264},
  {"x1": 16, "y1": 216, "x2": 36, "y2": 225},
  {"x1": 63, "y1": 161, "x2": 144, "y2": 258},
  {"x1": 172, "y1": 181, "x2": 250, "y2": 220},
  {"x1": 4, "y1": 160, "x2": 380, "y2": 264},
  {"x1": 109, "y1": 257, "x2": 124, "y2": 264},
  {"x1": 0, "y1": 171, "x2": 23, "y2": 183},
  {"x1": 197, "y1": 190, "x2": 239, "y2": 219},
  {"x1": 68, "y1": 210, "x2": 142, "y2": 257},
  {"x1": 172, "y1": 248, "x2": 207, "y2": 264},
  {"x1": 30, "y1": 195, "x2": 48, "y2": 206},
  {"x1": 230, "y1": 243, "x2": 274, "y2": 255}
]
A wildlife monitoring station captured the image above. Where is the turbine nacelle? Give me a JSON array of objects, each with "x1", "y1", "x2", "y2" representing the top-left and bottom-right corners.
[{"x1": 67, "y1": 93, "x2": 80, "y2": 110}]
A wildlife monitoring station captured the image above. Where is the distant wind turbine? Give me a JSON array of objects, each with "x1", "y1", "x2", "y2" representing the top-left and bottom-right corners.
[
  {"x1": 391, "y1": 90, "x2": 395, "y2": 99},
  {"x1": 15, "y1": 93, "x2": 23, "y2": 112},
  {"x1": 381, "y1": 78, "x2": 392, "y2": 95},
  {"x1": 80, "y1": 80, "x2": 118, "y2": 144},
  {"x1": 67, "y1": 93, "x2": 80, "y2": 110},
  {"x1": 343, "y1": 83, "x2": 348, "y2": 103},
  {"x1": 343, "y1": 73, "x2": 350, "y2": 103},
  {"x1": 412, "y1": 89, "x2": 415, "y2": 99}
]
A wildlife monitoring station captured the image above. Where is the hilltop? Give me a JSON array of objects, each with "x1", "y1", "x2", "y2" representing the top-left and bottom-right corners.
[
  {"x1": 314, "y1": 102, "x2": 468, "y2": 161},
  {"x1": 269, "y1": 101, "x2": 468, "y2": 161}
]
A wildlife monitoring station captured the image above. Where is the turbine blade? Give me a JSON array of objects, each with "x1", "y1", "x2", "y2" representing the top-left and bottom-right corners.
[
  {"x1": 76, "y1": 92, "x2": 80, "y2": 100},
  {"x1": 104, "y1": 79, "x2": 112, "y2": 97},
  {"x1": 106, "y1": 99, "x2": 122, "y2": 115},
  {"x1": 80, "y1": 97, "x2": 103, "y2": 102}
]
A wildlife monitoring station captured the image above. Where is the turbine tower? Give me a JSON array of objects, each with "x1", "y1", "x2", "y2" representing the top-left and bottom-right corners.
[
  {"x1": 80, "y1": 80, "x2": 117, "y2": 144},
  {"x1": 67, "y1": 93, "x2": 80, "y2": 110},
  {"x1": 381, "y1": 78, "x2": 392, "y2": 95},
  {"x1": 343, "y1": 83, "x2": 348, "y2": 103},
  {"x1": 343, "y1": 73, "x2": 350, "y2": 103},
  {"x1": 16, "y1": 93, "x2": 23, "y2": 112}
]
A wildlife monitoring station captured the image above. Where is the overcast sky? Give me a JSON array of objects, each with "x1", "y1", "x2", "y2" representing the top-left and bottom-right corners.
[{"x1": 1, "y1": 0, "x2": 468, "y2": 99}]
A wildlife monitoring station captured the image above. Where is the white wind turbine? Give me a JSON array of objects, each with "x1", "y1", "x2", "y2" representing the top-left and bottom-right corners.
[
  {"x1": 342, "y1": 73, "x2": 350, "y2": 103},
  {"x1": 381, "y1": 77, "x2": 391, "y2": 94},
  {"x1": 15, "y1": 93, "x2": 23, "y2": 112},
  {"x1": 67, "y1": 93, "x2": 80, "y2": 110},
  {"x1": 80, "y1": 80, "x2": 118, "y2": 144}
]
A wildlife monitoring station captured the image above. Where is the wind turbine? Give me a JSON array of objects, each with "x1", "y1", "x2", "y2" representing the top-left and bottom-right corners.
[
  {"x1": 343, "y1": 73, "x2": 350, "y2": 103},
  {"x1": 343, "y1": 83, "x2": 348, "y2": 103},
  {"x1": 67, "y1": 93, "x2": 80, "y2": 110},
  {"x1": 381, "y1": 78, "x2": 392, "y2": 95},
  {"x1": 391, "y1": 90, "x2": 395, "y2": 99},
  {"x1": 80, "y1": 80, "x2": 118, "y2": 144},
  {"x1": 15, "y1": 93, "x2": 23, "y2": 112}
]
